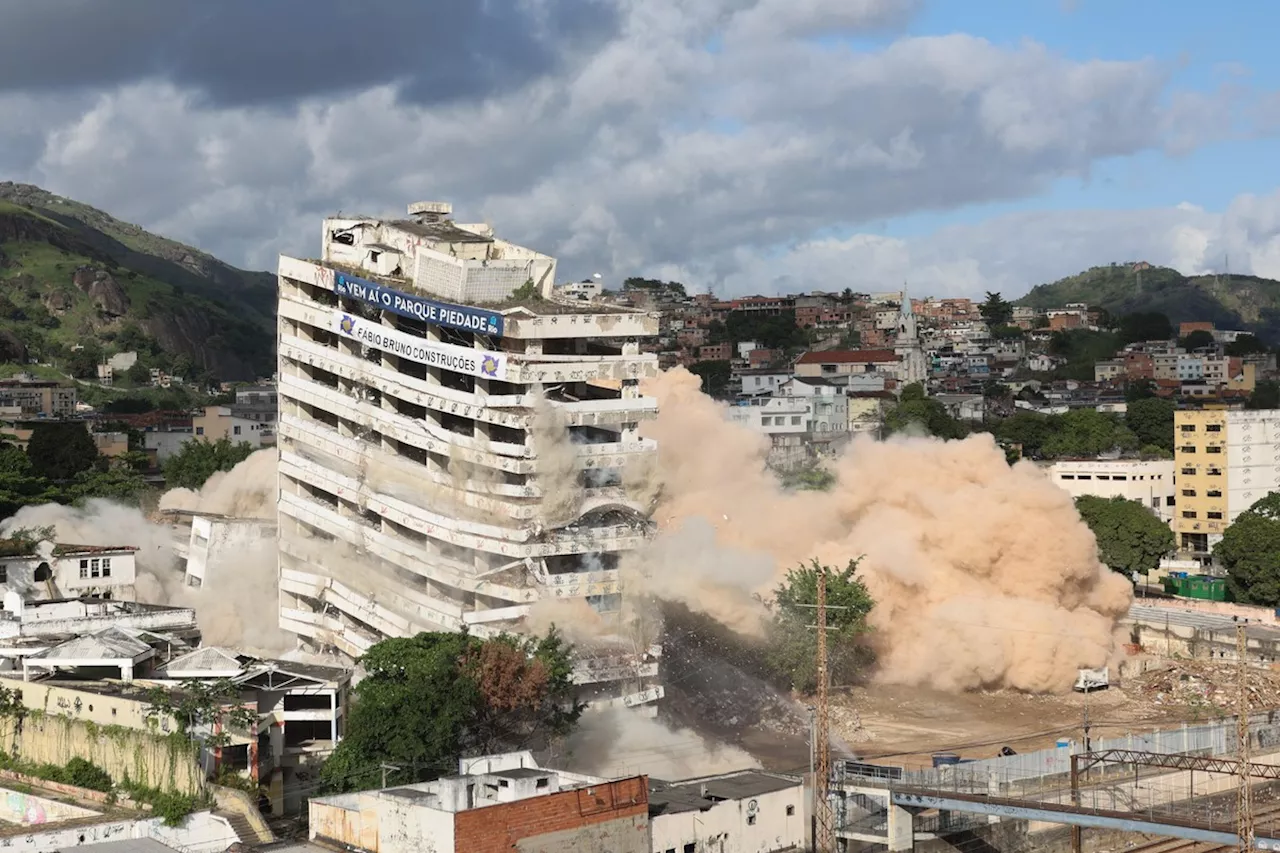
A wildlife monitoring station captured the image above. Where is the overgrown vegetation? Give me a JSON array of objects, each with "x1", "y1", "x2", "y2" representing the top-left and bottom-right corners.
[
  {"x1": 764, "y1": 559, "x2": 875, "y2": 693},
  {"x1": 1075, "y1": 495, "x2": 1175, "y2": 577},
  {"x1": 321, "y1": 629, "x2": 580, "y2": 793},
  {"x1": 0, "y1": 428, "x2": 148, "y2": 519},
  {"x1": 161, "y1": 437, "x2": 256, "y2": 490}
]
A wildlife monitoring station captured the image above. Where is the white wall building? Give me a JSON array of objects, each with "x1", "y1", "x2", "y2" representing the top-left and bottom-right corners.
[
  {"x1": 738, "y1": 369, "x2": 790, "y2": 398},
  {"x1": 648, "y1": 771, "x2": 805, "y2": 853},
  {"x1": 275, "y1": 201, "x2": 662, "y2": 712},
  {"x1": 173, "y1": 513, "x2": 277, "y2": 589},
  {"x1": 777, "y1": 377, "x2": 848, "y2": 433},
  {"x1": 725, "y1": 397, "x2": 809, "y2": 436},
  {"x1": 1045, "y1": 459, "x2": 1177, "y2": 524},
  {"x1": 0, "y1": 544, "x2": 138, "y2": 601}
]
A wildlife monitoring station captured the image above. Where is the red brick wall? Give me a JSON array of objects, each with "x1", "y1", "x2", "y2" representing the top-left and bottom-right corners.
[{"x1": 453, "y1": 776, "x2": 648, "y2": 853}]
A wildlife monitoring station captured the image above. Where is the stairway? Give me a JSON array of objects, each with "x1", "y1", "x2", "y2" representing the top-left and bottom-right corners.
[{"x1": 215, "y1": 809, "x2": 269, "y2": 847}]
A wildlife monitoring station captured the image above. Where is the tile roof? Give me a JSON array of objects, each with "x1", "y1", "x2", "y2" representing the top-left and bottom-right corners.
[{"x1": 794, "y1": 349, "x2": 896, "y2": 365}]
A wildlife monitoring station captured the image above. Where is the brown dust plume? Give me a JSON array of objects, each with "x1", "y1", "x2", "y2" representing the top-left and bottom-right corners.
[{"x1": 632, "y1": 368, "x2": 1134, "y2": 694}]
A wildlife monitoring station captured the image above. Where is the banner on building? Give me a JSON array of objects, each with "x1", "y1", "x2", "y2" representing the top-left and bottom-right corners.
[
  {"x1": 331, "y1": 312, "x2": 509, "y2": 381},
  {"x1": 333, "y1": 272, "x2": 504, "y2": 337}
]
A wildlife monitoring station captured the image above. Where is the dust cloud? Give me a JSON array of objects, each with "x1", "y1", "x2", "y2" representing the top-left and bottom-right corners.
[
  {"x1": 633, "y1": 367, "x2": 1134, "y2": 695},
  {"x1": 554, "y1": 709, "x2": 761, "y2": 780},
  {"x1": 1, "y1": 449, "x2": 288, "y2": 655}
]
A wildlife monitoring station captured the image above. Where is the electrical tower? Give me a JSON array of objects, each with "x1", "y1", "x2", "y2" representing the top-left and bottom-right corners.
[
  {"x1": 1238, "y1": 623, "x2": 1255, "y2": 852},
  {"x1": 814, "y1": 566, "x2": 835, "y2": 853}
]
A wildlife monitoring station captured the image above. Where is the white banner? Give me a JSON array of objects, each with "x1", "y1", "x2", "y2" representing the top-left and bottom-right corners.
[{"x1": 331, "y1": 311, "x2": 508, "y2": 380}]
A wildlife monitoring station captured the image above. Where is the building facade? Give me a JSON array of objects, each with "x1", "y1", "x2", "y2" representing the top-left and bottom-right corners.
[
  {"x1": 1173, "y1": 408, "x2": 1280, "y2": 553},
  {"x1": 275, "y1": 201, "x2": 663, "y2": 712},
  {"x1": 0, "y1": 378, "x2": 76, "y2": 417},
  {"x1": 1045, "y1": 460, "x2": 1177, "y2": 525}
]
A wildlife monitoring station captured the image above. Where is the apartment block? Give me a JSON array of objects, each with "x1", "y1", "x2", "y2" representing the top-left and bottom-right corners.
[
  {"x1": 1046, "y1": 460, "x2": 1176, "y2": 525},
  {"x1": 275, "y1": 201, "x2": 663, "y2": 712},
  {"x1": 1174, "y1": 408, "x2": 1280, "y2": 552},
  {"x1": 0, "y1": 377, "x2": 76, "y2": 417}
]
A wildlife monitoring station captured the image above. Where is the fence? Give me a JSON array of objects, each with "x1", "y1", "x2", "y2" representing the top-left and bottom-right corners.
[{"x1": 843, "y1": 710, "x2": 1280, "y2": 792}]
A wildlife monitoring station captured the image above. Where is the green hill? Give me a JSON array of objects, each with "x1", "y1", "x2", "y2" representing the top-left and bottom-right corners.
[
  {"x1": 1016, "y1": 263, "x2": 1280, "y2": 343},
  {"x1": 0, "y1": 182, "x2": 275, "y2": 381}
]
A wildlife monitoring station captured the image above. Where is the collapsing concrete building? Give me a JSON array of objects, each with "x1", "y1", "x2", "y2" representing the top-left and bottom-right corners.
[{"x1": 275, "y1": 201, "x2": 663, "y2": 712}]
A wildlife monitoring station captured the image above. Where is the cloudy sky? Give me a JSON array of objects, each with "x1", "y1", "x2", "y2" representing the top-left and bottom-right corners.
[{"x1": 3, "y1": 0, "x2": 1279, "y2": 299}]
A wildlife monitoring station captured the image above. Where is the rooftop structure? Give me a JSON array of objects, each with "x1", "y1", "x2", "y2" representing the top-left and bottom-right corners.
[{"x1": 275, "y1": 201, "x2": 663, "y2": 712}]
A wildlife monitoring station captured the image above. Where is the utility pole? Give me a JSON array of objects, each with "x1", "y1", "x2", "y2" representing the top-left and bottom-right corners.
[
  {"x1": 814, "y1": 566, "x2": 835, "y2": 853},
  {"x1": 1237, "y1": 624, "x2": 1254, "y2": 852},
  {"x1": 380, "y1": 763, "x2": 400, "y2": 789}
]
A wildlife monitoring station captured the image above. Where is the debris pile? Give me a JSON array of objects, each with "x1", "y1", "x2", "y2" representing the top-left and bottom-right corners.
[{"x1": 1134, "y1": 660, "x2": 1280, "y2": 712}]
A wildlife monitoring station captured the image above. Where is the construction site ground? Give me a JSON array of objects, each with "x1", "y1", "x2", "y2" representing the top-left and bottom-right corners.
[{"x1": 830, "y1": 656, "x2": 1280, "y2": 768}]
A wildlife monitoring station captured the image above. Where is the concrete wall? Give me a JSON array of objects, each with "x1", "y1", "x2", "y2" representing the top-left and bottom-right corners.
[
  {"x1": 650, "y1": 785, "x2": 805, "y2": 853},
  {"x1": 0, "y1": 709, "x2": 205, "y2": 795},
  {"x1": 454, "y1": 777, "x2": 649, "y2": 853},
  {"x1": 0, "y1": 785, "x2": 98, "y2": 824}
]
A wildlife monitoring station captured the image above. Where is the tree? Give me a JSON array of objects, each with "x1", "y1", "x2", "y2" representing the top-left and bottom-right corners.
[
  {"x1": 688, "y1": 360, "x2": 731, "y2": 399},
  {"x1": 64, "y1": 344, "x2": 102, "y2": 380},
  {"x1": 1125, "y1": 397, "x2": 1175, "y2": 452},
  {"x1": 321, "y1": 630, "x2": 579, "y2": 793},
  {"x1": 142, "y1": 679, "x2": 258, "y2": 748},
  {"x1": 64, "y1": 467, "x2": 147, "y2": 505},
  {"x1": 1215, "y1": 493, "x2": 1280, "y2": 605},
  {"x1": 1125, "y1": 378, "x2": 1156, "y2": 402},
  {"x1": 1075, "y1": 496, "x2": 1173, "y2": 577},
  {"x1": 764, "y1": 559, "x2": 875, "y2": 693},
  {"x1": 1226, "y1": 334, "x2": 1268, "y2": 357},
  {"x1": 996, "y1": 411, "x2": 1055, "y2": 458},
  {"x1": 1117, "y1": 312, "x2": 1172, "y2": 345},
  {"x1": 163, "y1": 437, "x2": 256, "y2": 490},
  {"x1": 125, "y1": 360, "x2": 152, "y2": 386},
  {"x1": 979, "y1": 292, "x2": 1013, "y2": 328},
  {"x1": 1040, "y1": 410, "x2": 1138, "y2": 459},
  {"x1": 26, "y1": 422, "x2": 99, "y2": 481},
  {"x1": 883, "y1": 387, "x2": 967, "y2": 440},
  {"x1": 1248, "y1": 380, "x2": 1280, "y2": 411},
  {"x1": 1180, "y1": 329, "x2": 1216, "y2": 351}
]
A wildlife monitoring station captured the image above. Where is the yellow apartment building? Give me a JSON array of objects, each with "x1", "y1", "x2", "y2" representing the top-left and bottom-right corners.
[{"x1": 1174, "y1": 406, "x2": 1280, "y2": 553}]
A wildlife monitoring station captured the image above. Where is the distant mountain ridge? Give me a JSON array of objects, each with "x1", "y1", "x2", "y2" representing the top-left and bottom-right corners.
[
  {"x1": 1016, "y1": 263, "x2": 1280, "y2": 343},
  {"x1": 0, "y1": 182, "x2": 275, "y2": 380}
]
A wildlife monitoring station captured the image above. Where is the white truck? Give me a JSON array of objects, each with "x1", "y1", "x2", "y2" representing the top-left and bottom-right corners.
[{"x1": 1074, "y1": 667, "x2": 1110, "y2": 692}]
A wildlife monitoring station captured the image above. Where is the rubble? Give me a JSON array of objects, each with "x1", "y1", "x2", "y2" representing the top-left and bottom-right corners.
[{"x1": 1133, "y1": 659, "x2": 1280, "y2": 712}]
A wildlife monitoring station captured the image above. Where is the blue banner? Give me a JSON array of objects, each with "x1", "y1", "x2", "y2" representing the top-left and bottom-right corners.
[{"x1": 332, "y1": 272, "x2": 504, "y2": 337}]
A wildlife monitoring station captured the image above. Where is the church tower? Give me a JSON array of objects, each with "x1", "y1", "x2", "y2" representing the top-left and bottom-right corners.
[{"x1": 895, "y1": 285, "x2": 928, "y2": 389}]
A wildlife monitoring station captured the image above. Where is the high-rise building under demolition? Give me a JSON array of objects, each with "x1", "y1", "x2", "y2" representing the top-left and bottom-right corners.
[{"x1": 275, "y1": 201, "x2": 663, "y2": 712}]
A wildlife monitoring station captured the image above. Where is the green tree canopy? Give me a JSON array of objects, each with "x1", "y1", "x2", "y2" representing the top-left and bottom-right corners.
[
  {"x1": 26, "y1": 423, "x2": 100, "y2": 481},
  {"x1": 1215, "y1": 492, "x2": 1280, "y2": 605},
  {"x1": 321, "y1": 630, "x2": 580, "y2": 793},
  {"x1": 724, "y1": 311, "x2": 808, "y2": 350},
  {"x1": 125, "y1": 360, "x2": 152, "y2": 385},
  {"x1": 1125, "y1": 378, "x2": 1157, "y2": 402},
  {"x1": 1075, "y1": 495, "x2": 1173, "y2": 576},
  {"x1": 765, "y1": 559, "x2": 875, "y2": 693},
  {"x1": 689, "y1": 360, "x2": 731, "y2": 399},
  {"x1": 884, "y1": 383, "x2": 967, "y2": 439},
  {"x1": 1248, "y1": 380, "x2": 1280, "y2": 411},
  {"x1": 162, "y1": 437, "x2": 255, "y2": 490},
  {"x1": 1117, "y1": 312, "x2": 1172, "y2": 345},
  {"x1": 979, "y1": 292, "x2": 1013, "y2": 327},
  {"x1": 64, "y1": 344, "x2": 102, "y2": 380},
  {"x1": 1226, "y1": 334, "x2": 1268, "y2": 357},
  {"x1": 1125, "y1": 397, "x2": 1175, "y2": 452},
  {"x1": 1180, "y1": 329, "x2": 1216, "y2": 350},
  {"x1": 995, "y1": 411, "x2": 1054, "y2": 458},
  {"x1": 1040, "y1": 409, "x2": 1138, "y2": 458}
]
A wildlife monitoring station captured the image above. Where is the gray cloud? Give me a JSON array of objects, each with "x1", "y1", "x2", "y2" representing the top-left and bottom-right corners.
[
  {"x1": 0, "y1": 0, "x2": 617, "y2": 107},
  {"x1": 0, "y1": 0, "x2": 1275, "y2": 299}
]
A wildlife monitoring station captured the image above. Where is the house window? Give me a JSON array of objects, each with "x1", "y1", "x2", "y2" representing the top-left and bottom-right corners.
[
  {"x1": 790, "y1": 416, "x2": 801, "y2": 425},
  {"x1": 1207, "y1": 446, "x2": 1222, "y2": 454},
  {"x1": 1180, "y1": 424, "x2": 1196, "y2": 432},
  {"x1": 786, "y1": 805, "x2": 796, "y2": 816},
  {"x1": 1182, "y1": 510, "x2": 1197, "y2": 519},
  {"x1": 101, "y1": 558, "x2": 111, "y2": 578},
  {"x1": 1207, "y1": 424, "x2": 1222, "y2": 432},
  {"x1": 1113, "y1": 475, "x2": 1127, "y2": 481},
  {"x1": 1180, "y1": 446, "x2": 1195, "y2": 454},
  {"x1": 233, "y1": 425, "x2": 241, "y2": 436},
  {"x1": 196, "y1": 426, "x2": 205, "y2": 436},
  {"x1": 684, "y1": 845, "x2": 696, "y2": 853},
  {"x1": 79, "y1": 559, "x2": 89, "y2": 579},
  {"x1": 1166, "y1": 496, "x2": 1175, "y2": 506},
  {"x1": 747, "y1": 815, "x2": 757, "y2": 826},
  {"x1": 1182, "y1": 489, "x2": 1196, "y2": 497},
  {"x1": 1060, "y1": 475, "x2": 1075, "y2": 480},
  {"x1": 90, "y1": 558, "x2": 100, "y2": 578},
  {"x1": 1208, "y1": 512, "x2": 1224, "y2": 519},
  {"x1": 761, "y1": 417, "x2": 772, "y2": 426},
  {"x1": 1181, "y1": 468, "x2": 1196, "y2": 476},
  {"x1": 1097, "y1": 475, "x2": 1110, "y2": 480},
  {"x1": 1208, "y1": 490, "x2": 1222, "y2": 498},
  {"x1": 1077, "y1": 475, "x2": 1092, "y2": 480}
]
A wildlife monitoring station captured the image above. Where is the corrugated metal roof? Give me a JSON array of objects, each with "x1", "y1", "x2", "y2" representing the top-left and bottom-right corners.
[{"x1": 29, "y1": 627, "x2": 152, "y2": 661}]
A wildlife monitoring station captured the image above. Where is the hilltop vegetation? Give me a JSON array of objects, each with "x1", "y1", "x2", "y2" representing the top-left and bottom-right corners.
[
  {"x1": 0, "y1": 183, "x2": 275, "y2": 381},
  {"x1": 1017, "y1": 263, "x2": 1280, "y2": 343}
]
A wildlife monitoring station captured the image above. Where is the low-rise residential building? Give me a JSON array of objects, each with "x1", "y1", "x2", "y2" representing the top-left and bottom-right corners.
[
  {"x1": 778, "y1": 377, "x2": 848, "y2": 433},
  {"x1": 847, "y1": 392, "x2": 894, "y2": 437},
  {"x1": 1094, "y1": 360, "x2": 1125, "y2": 382},
  {"x1": 310, "y1": 752, "x2": 649, "y2": 853},
  {"x1": 1046, "y1": 459, "x2": 1177, "y2": 525},
  {"x1": 91, "y1": 430, "x2": 129, "y2": 458},
  {"x1": 737, "y1": 369, "x2": 790, "y2": 399},
  {"x1": 648, "y1": 771, "x2": 805, "y2": 853},
  {"x1": 697, "y1": 343, "x2": 733, "y2": 362},
  {"x1": 794, "y1": 349, "x2": 898, "y2": 379},
  {"x1": 726, "y1": 397, "x2": 809, "y2": 436},
  {"x1": 0, "y1": 542, "x2": 139, "y2": 601},
  {"x1": 192, "y1": 405, "x2": 267, "y2": 447},
  {"x1": 0, "y1": 377, "x2": 76, "y2": 417}
]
